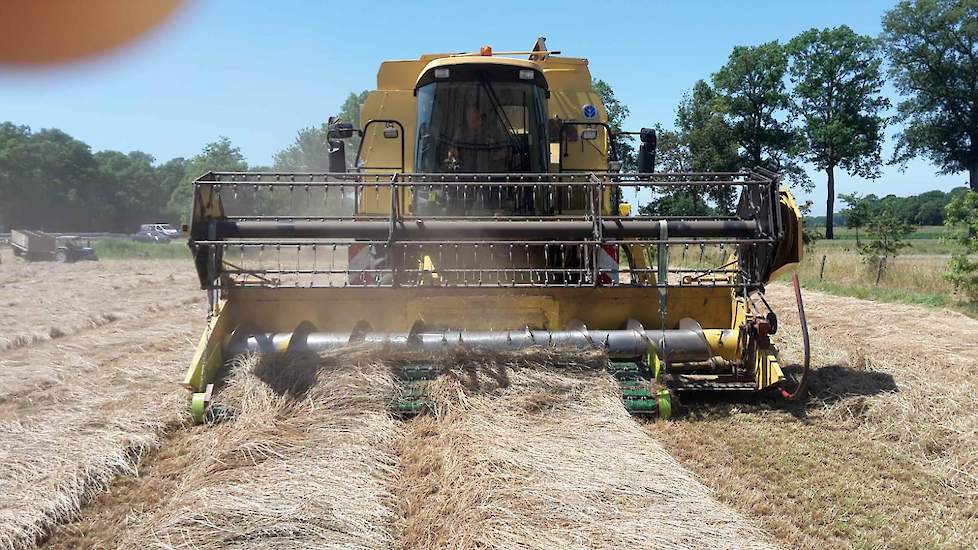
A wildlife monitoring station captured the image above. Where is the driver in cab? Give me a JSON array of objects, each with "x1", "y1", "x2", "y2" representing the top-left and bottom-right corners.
[{"x1": 444, "y1": 103, "x2": 510, "y2": 172}]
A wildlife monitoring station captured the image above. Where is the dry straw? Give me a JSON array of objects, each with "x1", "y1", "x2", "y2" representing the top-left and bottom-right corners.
[
  {"x1": 5, "y1": 344, "x2": 774, "y2": 549},
  {"x1": 122, "y1": 348, "x2": 771, "y2": 550},
  {"x1": 395, "y1": 349, "x2": 774, "y2": 550},
  {"x1": 0, "y1": 258, "x2": 198, "y2": 352},
  {"x1": 0, "y1": 317, "x2": 192, "y2": 550},
  {"x1": 770, "y1": 285, "x2": 978, "y2": 499},
  {"x1": 121, "y1": 350, "x2": 403, "y2": 549}
]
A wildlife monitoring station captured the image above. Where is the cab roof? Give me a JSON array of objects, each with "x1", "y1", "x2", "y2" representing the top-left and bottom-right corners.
[
  {"x1": 375, "y1": 51, "x2": 591, "y2": 92},
  {"x1": 415, "y1": 56, "x2": 548, "y2": 90}
]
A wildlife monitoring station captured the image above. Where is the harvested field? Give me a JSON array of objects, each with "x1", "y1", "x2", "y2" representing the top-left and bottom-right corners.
[
  {"x1": 651, "y1": 284, "x2": 978, "y2": 548},
  {"x1": 113, "y1": 351, "x2": 404, "y2": 549},
  {"x1": 396, "y1": 350, "x2": 773, "y2": 549},
  {"x1": 0, "y1": 253, "x2": 198, "y2": 351},
  {"x1": 0, "y1": 301, "x2": 204, "y2": 550},
  {"x1": 4, "y1": 259, "x2": 978, "y2": 549},
  {"x1": 40, "y1": 350, "x2": 770, "y2": 550}
]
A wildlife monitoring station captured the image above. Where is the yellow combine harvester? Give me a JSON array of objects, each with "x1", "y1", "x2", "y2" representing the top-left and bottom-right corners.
[{"x1": 184, "y1": 39, "x2": 810, "y2": 421}]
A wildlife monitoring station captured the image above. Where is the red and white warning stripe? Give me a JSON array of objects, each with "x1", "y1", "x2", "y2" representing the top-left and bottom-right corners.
[
  {"x1": 597, "y1": 244, "x2": 619, "y2": 285},
  {"x1": 348, "y1": 243, "x2": 390, "y2": 285}
]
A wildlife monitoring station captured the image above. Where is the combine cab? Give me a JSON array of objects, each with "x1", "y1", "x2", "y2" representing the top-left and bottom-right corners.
[{"x1": 184, "y1": 40, "x2": 809, "y2": 422}]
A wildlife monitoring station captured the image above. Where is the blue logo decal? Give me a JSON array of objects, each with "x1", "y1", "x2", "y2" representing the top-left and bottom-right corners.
[{"x1": 582, "y1": 104, "x2": 597, "y2": 120}]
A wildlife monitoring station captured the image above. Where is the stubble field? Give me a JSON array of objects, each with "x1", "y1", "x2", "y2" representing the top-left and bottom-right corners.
[{"x1": 0, "y1": 249, "x2": 975, "y2": 549}]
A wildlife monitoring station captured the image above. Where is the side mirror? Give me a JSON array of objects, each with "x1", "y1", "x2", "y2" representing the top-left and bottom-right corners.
[
  {"x1": 638, "y1": 128, "x2": 657, "y2": 173},
  {"x1": 327, "y1": 121, "x2": 355, "y2": 140},
  {"x1": 326, "y1": 118, "x2": 356, "y2": 172}
]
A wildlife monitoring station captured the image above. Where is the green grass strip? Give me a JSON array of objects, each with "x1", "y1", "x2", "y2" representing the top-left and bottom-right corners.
[{"x1": 797, "y1": 276, "x2": 978, "y2": 320}]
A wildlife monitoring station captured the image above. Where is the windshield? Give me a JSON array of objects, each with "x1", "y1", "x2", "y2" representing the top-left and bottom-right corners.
[{"x1": 415, "y1": 79, "x2": 549, "y2": 173}]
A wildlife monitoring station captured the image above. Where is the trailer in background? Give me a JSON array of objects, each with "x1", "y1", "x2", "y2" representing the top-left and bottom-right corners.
[
  {"x1": 11, "y1": 229, "x2": 57, "y2": 261},
  {"x1": 10, "y1": 229, "x2": 98, "y2": 262}
]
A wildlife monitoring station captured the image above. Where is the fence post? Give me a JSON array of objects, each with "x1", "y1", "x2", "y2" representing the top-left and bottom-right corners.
[
  {"x1": 819, "y1": 254, "x2": 827, "y2": 281},
  {"x1": 875, "y1": 256, "x2": 886, "y2": 286}
]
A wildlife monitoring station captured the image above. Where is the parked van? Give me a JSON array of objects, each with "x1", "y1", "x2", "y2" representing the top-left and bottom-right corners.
[{"x1": 145, "y1": 223, "x2": 179, "y2": 236}]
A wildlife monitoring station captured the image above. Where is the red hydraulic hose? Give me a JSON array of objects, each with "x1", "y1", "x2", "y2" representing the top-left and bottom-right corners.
[{"x1": 780, "y1": 272, "x2": 811, "y2": 401}]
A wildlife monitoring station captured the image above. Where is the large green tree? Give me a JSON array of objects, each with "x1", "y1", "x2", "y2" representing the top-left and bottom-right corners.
[
  {"x1": 652, "y1": 126, "x2": 689, "y2": 173},
  {"x1": 338, "y1": 90, "x2": 370, "y2": 130},
  {"x1": 156, "y1": 157, "x2": 188, "y2": 202},
  {"x1": 95, "y1": 150, "x2": 173, "y2": 231},
  {"x1": 0, "y1": 123, "x2": 106, "y2": 231},
  {"x1": 639, "y1": 126, "x2": 717, "y2": 216},
  {"x1": 676, "y1": 80, "x2": 739, "y2": 174},
  {"x1": 787, "y1": 26, "x2": 890, "y2": 239},
  {"x1": 339, "y1": 90, "x2": 370, "y2": 167},
  {"x1": 642, "y1": 81, "x2": 739, "y2": 215},
  {"x1": 0, "y1": 122, "x2": 187, "y2": 231},
  {"x1": 168, "y1": 137, "x2": 248, "y2": 221},
  {"x1": 676, "y1": 80, "x2": 739, "y2": 212},
  {"x1": 712, "y1": 42, "x2": 806, "y2": 188},
  {"x1": 274, "y1": 126, "x2": 330, "y2": 171},
  {"x1": 882, "y1": 0, "x2": 978, "y2": 192},
  {"x1": 275, "y1": 90, "x2": 370, "y2": 171},
  {"x1": 0, "y1": 122, "x2": 41, "y2": 229},
  {"x1": 592, "y1": 78, "x2": 636, "y2": 170}
]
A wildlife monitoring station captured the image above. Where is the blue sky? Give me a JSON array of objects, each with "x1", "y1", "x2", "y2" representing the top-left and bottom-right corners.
[{"x1": 0, "y1": 0, "x2": 967, "y2": 213}]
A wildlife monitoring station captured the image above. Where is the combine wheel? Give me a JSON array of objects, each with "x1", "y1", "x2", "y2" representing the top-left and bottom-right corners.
[
  {"x1": 655, "y1": 389, "x2": 672, "y2": 420},
  {"x1": 190, "y1": 383, "x2": 214, "y2": 424},
  {"x1": 612, "y1": 351, "x2": 673, "y2": 419}
]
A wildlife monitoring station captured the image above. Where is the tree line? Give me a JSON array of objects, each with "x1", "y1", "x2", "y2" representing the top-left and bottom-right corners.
[
  {"x1": 637, "y1": 0, "x2": 978, "y2": 240},
  {"x1": 1, "y1": 1, "x2": 975, "y2": 238},
  {"x1": 0, "y1": 93, "x2": 365, "y2": 233},
  {"x1": 0, "y1": 123, "x2": 183, "y2": 232},
  {"x1": 802, "y1": 187, "x2": 973, "y2": 228}
]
